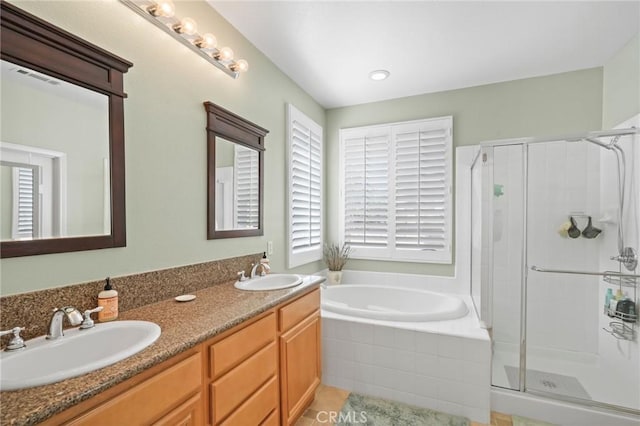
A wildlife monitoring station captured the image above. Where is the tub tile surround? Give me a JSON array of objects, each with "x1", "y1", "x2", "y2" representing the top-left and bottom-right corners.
[
  {"x1": 322, "y1": 304, "x2": 492, "y2": 424},
  {"x1": 0, "y1": 253, "x2": 262, "y2": 345}
]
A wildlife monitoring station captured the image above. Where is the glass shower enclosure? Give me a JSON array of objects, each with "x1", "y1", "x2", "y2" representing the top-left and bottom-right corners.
[{"x1": 471, "y1": 128, "x2": 640, "y2": 415}]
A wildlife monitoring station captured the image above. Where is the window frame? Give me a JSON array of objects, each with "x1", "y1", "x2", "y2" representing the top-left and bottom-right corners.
[
  {"x1": 286, "y1": 104, "x2": 324, "y2": 268},
  {"x1": 338, "y1": 116, "x2": 453, "y2": 264},
  {"x1": 233, "y1": 144, "x2": 260, "y2": 229}
]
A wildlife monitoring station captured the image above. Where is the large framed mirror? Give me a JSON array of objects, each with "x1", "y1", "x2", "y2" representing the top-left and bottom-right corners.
[
  {"x1": 204, "y1": 102, "x2": 268, "y2": 239},
  {"x1": 0, "y1": 2, "x2": 132, "y2": 258}
]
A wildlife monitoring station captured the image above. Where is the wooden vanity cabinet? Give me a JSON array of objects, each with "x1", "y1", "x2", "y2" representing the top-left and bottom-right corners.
[
  {"x1": 204, "y1": 287, "x2": 321, "y2": 426},
  {"x1": 278, "y1": 289, "x2": 321, "y2": 425},
  {"x1": 42, "y1": 286, "x2": 321, "y2": 426}
]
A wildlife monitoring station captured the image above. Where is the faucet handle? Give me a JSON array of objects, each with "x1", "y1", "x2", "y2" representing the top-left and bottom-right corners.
[
  {"x1": 0, "y1": 326, "x2": 26, "y2": 351},
  {"x1": 237, "y1": 271, "x2": 248, "y2": 282},
  {"x1": 80, "y1": 306, "x2": 103, "y2": 330}
]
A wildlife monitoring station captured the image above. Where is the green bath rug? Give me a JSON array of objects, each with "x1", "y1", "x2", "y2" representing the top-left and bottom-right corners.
[{"x1": 337, "y1": 393, "x2": 470, "y2": 426}]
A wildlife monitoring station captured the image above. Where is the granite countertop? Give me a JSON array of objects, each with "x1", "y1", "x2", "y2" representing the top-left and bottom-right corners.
[{"x1": 0, "y1": 275, "x2": 323, "y2": 425}]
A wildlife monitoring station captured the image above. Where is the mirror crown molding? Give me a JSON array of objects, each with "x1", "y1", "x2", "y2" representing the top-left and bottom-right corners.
[
  {"x1": 204, "y1": 102, "x2": 268, "y2": 239},
  {"x1": 0, "y1": 1, "x2": 133, "y2": 258},
  {"x1": 204, "y1": 102, "x2": 268, "y2": 152},
  {"x1": 1, "y1": 1, "x2": 132, "y2": 96}
]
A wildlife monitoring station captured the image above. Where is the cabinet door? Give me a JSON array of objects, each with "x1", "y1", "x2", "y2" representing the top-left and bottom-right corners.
[{"x1": 279, "y1": 313, "x2": 321, "y2": 425}]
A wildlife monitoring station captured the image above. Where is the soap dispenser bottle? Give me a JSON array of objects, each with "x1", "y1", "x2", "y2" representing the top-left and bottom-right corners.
[
  {"x1": 260, "y1": 252, "x2": 270, "y2": 274},
  {"x1": 98, "y1": 277, "x2": 118, "y2": 322}
]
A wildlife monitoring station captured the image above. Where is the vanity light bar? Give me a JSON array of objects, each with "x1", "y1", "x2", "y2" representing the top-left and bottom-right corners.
[{"x1": 119, "y1": 0, "x2": 247, "y2": 79}]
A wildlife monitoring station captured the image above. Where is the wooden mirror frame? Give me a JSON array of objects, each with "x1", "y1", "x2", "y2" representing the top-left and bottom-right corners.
[
  {"x1": 204, "y1": 102, "x2": 268, "y2": 239},
  {"x1": 0, "y1": 1, "x2": 132, "y2": 257}
]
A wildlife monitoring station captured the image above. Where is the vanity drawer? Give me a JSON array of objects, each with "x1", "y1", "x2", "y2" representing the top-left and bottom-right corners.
[
  {"x1": 279, "y1": 288, "x2": 320, "y2": 333},
  {"x1": 67, "y1": 352, "x2": 201, "y2": 425},
  {"x1": 219, "y1": 376, "x2": 279, "y2": 426},
  {"x1": 210, "y1": 341, "x2": 277, "y2": 423},
  {"x1": 152, "y1": 393, "x2": 202, "y2": 426},
  {"x1": 261, "y1": 409, "x2": 279, "y2": 426},
  {"x1": 209, "y1": 312, "x2": 276, "y2": 379}
]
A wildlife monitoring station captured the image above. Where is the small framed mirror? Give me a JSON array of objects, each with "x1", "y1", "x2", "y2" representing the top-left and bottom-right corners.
[
  {"x1": 204, "y1": 102, "x2": 268, "y2": 239},
  {"x1": 0, "y1": 2, "x2": 132, "y2": 257}
]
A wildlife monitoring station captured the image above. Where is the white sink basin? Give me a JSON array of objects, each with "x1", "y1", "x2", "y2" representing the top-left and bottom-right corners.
[
  {"x1": 0, "y1": 320, "x2": 161, "y2": 391},
  {"x1": 234, "y1": 274, "x2": 303, "y2": 291}
]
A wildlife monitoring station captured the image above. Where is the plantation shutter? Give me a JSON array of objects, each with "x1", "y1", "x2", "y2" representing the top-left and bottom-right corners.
[
  {"x1": 287, "y1": 104, "x2": 323, "y2": 268},
  {"x1": 394, "y1": 123, "x2": 450, "y2": 252},
  {"x1": 13, "y1": 166, "x2": 38, "y2": 239},
  {"x1": 340, "y1": 116, "x2": 452, "y2": 263},
  {"x1": 342, "y1": 131, "x2": 390, "y2": 249},
  {"x1": 234, "y1": 145, "x2": 259, "y2": 229}
]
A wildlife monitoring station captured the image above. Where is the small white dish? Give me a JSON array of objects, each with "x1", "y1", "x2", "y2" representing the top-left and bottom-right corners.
[{"x1": 175, "y1": 294, "x2": 196, "y2": 302}]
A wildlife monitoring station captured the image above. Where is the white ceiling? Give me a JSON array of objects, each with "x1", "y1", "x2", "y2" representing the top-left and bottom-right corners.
[{"x1": 209, "y1": 1, "x2": 640, "y2": 109}]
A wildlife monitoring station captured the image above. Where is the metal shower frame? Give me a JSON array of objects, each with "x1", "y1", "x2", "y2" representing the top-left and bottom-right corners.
[{"x1": 473, "y1": 126, "x2": 640, "y2": 415}]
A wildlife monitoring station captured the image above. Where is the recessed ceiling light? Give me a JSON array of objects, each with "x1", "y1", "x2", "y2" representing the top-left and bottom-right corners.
[{"x1": 369, "y1": 70, "x2": 390, "y2": 81}]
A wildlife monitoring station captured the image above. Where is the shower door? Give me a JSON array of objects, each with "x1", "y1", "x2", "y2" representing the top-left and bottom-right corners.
[
  {"x1": 525, "y1": 137, "x2": 639, "y2": 412},
  {"x1": 483, "y1": 131, "x2": 640, "y2": 414}
]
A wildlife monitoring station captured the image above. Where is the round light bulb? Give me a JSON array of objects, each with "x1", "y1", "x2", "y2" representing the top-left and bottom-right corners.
[
  {"x1": 232, "y1": 59, "x2": 249, "y2": 73},
  {"x1": 196, "y1": 33, "x2": 217, "y2": 49},
  {"x1": 174, "y1": 17, "x2": 197, "y2": 35},
  {"x1": 369, "y1": 69, "x2": 390, "y2": 81},
  {"x1": 148, "y1": 0, "x2": 175, "y2": 18},
  {"x1": 217, "y1": 46, "x2": 234, "y2": 62}
]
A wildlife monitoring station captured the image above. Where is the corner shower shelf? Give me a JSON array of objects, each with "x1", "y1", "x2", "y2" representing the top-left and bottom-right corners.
[
  {"x1": 532, "y1": 265, "x2": 638, "y2": 341},
  {"x1": 602, "y1": 297, "x2": 637, "y2": 341},
  {"x1": 603, "y1": 272, "x2": 638, "y2": 288},
  {"x1": 603, "y1": 307, "x2": 638, "y2": 323},
  {"x1": 603, "y1": 321, "x2": 636, "y2": 341}
]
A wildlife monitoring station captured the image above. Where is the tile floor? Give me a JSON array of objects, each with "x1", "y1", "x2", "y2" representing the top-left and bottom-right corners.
[
  {"x1": 296, "y1": 384, "x2": 515, "y2": 426},
  {"x1": 296, "y1": 384, "x2": 351, "y2": 425}
]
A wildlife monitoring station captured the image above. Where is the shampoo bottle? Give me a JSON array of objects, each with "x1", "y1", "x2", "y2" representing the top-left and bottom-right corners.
[
  {"x1": 609, "y1": 297, "x2": 619, "y2": 314},
  {"x1": 98, "y1": 277, "x2": 118, "y2": 322},
  {"x1": 605, "y1": 288, "x2": 613, "y2": 314}
]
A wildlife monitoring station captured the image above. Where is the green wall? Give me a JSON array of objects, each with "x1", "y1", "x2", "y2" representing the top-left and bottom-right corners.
[
  {"x1": 0, "y1": 0, "x2": 325, "y2": 295},
  {"x1": 325, "y1": 68, "x2": 604, "y2": 276},
  {"x1": 2, "y1": 1, "x2": 630, "y2": 295},
  {"x1": 603, "y1": 33, "x2": 640, "y2": 129}
]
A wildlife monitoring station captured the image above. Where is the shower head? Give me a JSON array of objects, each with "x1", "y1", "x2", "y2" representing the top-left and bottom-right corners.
[{"x1": 581, "y1": 135, "x2": 629, "y2": 258}]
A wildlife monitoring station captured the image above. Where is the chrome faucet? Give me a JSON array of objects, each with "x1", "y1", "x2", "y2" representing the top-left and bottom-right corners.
[
  {"x1": 0, "y1": 327, "x2": 26, "y2": 351},
  {"x1": 250, "y1": 262, "x2": 271, "y2": 278},
  {"x1": 47, "y1": 307, "x2": 83, "y2": 340}
]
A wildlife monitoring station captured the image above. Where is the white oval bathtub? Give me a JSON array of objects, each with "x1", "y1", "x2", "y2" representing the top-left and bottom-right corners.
[{"x1": 321, "y1": 284, "x2": 468, "y2": 322}]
